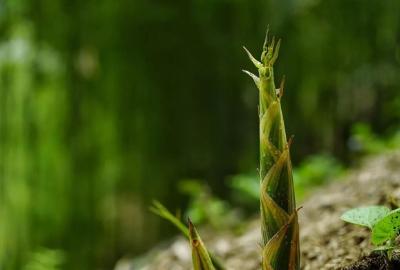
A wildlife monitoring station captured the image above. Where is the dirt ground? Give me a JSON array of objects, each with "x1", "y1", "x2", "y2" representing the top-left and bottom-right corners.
[{"x1": 122, "y1": 151, "x2": 400, "y2": 270}]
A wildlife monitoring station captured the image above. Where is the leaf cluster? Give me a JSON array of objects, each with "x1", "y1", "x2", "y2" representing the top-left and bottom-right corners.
[{"x1": 341, "y1": 206, "x2": 400, "y2": 256}]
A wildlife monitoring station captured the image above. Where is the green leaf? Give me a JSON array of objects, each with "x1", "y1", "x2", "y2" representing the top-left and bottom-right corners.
[
  {"x1": 150, "y1": 200, "x2": 189, "y2": 237},
  {"x1": 372, "y1": 208, "x2": 400, "y2": 245},
  {"x1": 340, "y1": 206, "x2": 390, "y2": 229}
]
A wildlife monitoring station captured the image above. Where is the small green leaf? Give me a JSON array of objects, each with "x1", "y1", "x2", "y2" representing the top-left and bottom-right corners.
[
  {"x1": 372, "y1": 208, "x2": 400, "y2": 245},
  {"x1": 341, "y1": 206, "x2": 390, "y2": 229},
  {"x1": 150, "y1": 200, "x2": 189, "y2": 237}
]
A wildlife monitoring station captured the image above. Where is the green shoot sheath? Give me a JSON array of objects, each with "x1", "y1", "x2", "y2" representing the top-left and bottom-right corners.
[{"x1": 244, "y1": 30, "x2": 300, "y2": 270}]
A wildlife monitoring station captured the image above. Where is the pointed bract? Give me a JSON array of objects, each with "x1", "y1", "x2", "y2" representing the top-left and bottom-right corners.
[
  {"x1": 263, "y1": 26, "x2": 270, "y2": 51},
  {"x1": 243, "y1": 46, "x2": 263, "y2": 68},
  {"x1": 189, "y1": 219, "x2": 216, "y2": 270},
  {"x1": 151, "y1": 202, "x2": 226, "y2": 270},
  {"x1": 270, "y1": 39, "x2": 281, "y2": 66},
  {"x1": 242, "y1": 70, "x2": 260, "y2": 89}
]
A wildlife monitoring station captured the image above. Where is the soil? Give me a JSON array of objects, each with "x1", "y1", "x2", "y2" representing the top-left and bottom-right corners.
[
  {"x1": 122, "y1": 151, "x2": 400, "y2": 270},
  {"x1": 342, "y1": 253, "x2": 400, "y2": 270}
]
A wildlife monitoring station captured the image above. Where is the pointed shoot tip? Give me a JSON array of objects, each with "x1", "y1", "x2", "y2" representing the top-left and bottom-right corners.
[
  {"x1": 188, "y1": 218, "x2": 196, "y2": 237},
  {"x1": 263, "y1": 27, "x2": 270, "y2": 49}
]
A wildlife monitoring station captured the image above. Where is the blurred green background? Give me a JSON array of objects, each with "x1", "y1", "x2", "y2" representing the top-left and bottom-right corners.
[{"x1": 1, "y1": 0, "x2": 399, "y2": 269}]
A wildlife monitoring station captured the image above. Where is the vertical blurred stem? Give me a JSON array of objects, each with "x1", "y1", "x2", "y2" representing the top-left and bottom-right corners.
[
  {"x1": 0, "y1": 22, "x2": 34, "y2": 269},
  {"x1": 244, "y1": 30, "x2": 300, "y2": 270}
]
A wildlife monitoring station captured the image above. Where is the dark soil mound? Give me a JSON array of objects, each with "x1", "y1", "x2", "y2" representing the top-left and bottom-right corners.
[{"x1": 343, "y1": 253, "x2": 400, "y2": 270}]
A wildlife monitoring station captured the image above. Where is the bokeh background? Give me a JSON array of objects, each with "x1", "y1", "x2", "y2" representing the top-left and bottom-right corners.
[{"x1": 1, "y1": 0, "x2": 400, "y2": 269}]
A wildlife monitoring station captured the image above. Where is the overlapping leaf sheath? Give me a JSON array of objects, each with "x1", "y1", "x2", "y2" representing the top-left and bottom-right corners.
[{"x1": 244, "y1": 33, "x2": 300, "y2": 270}]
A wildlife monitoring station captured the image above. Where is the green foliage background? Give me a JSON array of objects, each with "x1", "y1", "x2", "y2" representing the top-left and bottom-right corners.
[{"x1": 0, "y1": 0, "x2": 399, "y2": 269}]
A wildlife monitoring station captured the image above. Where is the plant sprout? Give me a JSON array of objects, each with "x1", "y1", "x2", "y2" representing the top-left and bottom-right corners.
[
  {"x1": 243, "y1": 29, "x2": 300, "y2": 270},
  {"x1": 152, "y1": 30, "x2": 300, "y2": 270},
  {"x1": 150, "y1": 201, "x2": 225, "y2": 270},
  {"x1": 188, "y1": 219, "x2": 216, "y2": 270}
]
